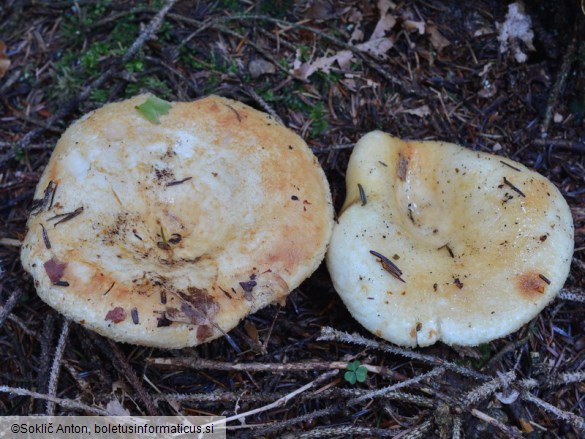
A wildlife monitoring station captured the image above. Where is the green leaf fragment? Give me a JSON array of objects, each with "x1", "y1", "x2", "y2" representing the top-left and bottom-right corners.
[
  {"x1": 135, "y1": 95, "x2": 172, "y2": 124},
  {"x1": 347, "y1": 360, "x2": 360, "y2": 372},
  {"x1": 344, "y1": 371, "x2": 357, "y2": 385},
  {"x1": 355, "y1": 366, "x2": 368, "y2": 382},
  {"x1": 344, "y1": 361, "x2": 368, "y2": 384}
]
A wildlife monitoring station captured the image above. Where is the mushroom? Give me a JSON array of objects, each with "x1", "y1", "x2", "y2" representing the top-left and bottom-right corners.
[
  {"x1": 21, "y1": 94, "x2": 334, "y2": 348},
  {"x1": 327, "y1": 131, "x2": 574, "y2": 347}
]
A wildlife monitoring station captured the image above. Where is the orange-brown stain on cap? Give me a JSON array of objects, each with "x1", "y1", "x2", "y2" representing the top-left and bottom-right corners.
[
  {"x1": 397, "y1": 143, "x2": 415, "y2": 181},
  {"x1": 409, "y1": 326, "x2": 418, "y2": 339},
  {"x1": 516, "y1": 272, "x2": 547, "y2": 299}
]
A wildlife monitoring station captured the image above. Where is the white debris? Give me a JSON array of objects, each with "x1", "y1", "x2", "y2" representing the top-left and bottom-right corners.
[
  {"x1": 105, "y1": 399, "x2": 130, "y2": 416},
  {"x1": 399, "y1": 105, "x2": 431, "y2": 118},
  {"x1": 248, "y1": 59, "x2": 276, "y2": 79},
  {"x1": 496, "y1": 1, "x2": 535, "y2": 63}
]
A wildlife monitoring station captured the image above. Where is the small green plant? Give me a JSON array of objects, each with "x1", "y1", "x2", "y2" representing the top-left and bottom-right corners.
[
  {"x1": 309, "y1": 102, "x2": 329, "y2": 137},
  {"x1": 463, "y1": 343, "x2": 493, "y2": 369},
  {"x1": 125, "y1": 59, "x2": 145, "y2": 73},
  {"x1": 218, "y1": 0, "x2": 245, "y2": 12},
  {"x1": 125, "y1": 76, "x2": 171, "y2": 99},
  {"x1": 111, "y1": 16, "x2": 139, "y2": 46},
  {"x1": 344, "y1": 360, "x2": 368, "y2": 385},
  {"x1": 200, "y1": 73, "x2": 220, "y2": 95},
  {"x1": 90, "y1": 88, "x2": 109, "y2": 103},
  {"x1": 12, "y1": 143, "x2": 26, "y2": 163},
  {"x1": 298, "y1": 44, "x2": 312, "y2": 63},
  {"x1": 80, "y1": 42, "x2": 112, "y2": 71},
  {"x1": 158, "y1": 21, "x2": 173, "y2": 42}
]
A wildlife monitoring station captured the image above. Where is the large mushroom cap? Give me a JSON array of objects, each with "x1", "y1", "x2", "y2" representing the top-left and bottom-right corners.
[
  {"x1": 21, "y1": 94, "x2": 333, "y2": 348},
  {"x1": 327, "y1": 131, "x2": 574, "y2": 347}
]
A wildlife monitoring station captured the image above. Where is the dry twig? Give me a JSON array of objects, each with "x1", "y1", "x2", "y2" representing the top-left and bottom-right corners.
[
  {"x1": 282, "y1": 426, "x2": 397, "y2": 438},
  {"x1": 540, "y1": 26, "x2": 578, "y2": 137},
  {"x1": 460, "y1": 371, "x2": 515, "y2": 406},
  {"x1": 149, "y1": 356, "x2": 403, "y2": 380},
  {"x1": 224, "y1": 370, "x2": 338, "y2": 427},
  {"x1": 319, "y1": 327, "x2": 490, "y2": 381},
  {"x1": 0, "y1": 386, "x2": 109, "y2": 415},
  {"x1": 471, "y1": 408, "x2": 524, "y2": 439},
  {"x1": 0, "y1": 288, "x2": 24, "y2": 329},
  {"x1": 89, "y1": 334, "x2": 159, "y2": 415},
  {"x1": 558, "y1": 288, "x2": 585, "y2": 302},
  {"x1": 254, "y1": 367, "x2": 445, "y2": 435},
  {"x1": 521, "y1": 391, "x2": 585, "y2": 430},
  {"x1": 46, "y1": 318, "x2": 70, "y2": 415}
]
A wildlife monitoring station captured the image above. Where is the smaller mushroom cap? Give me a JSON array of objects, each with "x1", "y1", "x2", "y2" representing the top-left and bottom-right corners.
[{"x1": 327, "y1": 131, "x2": 574, "y2": 347}]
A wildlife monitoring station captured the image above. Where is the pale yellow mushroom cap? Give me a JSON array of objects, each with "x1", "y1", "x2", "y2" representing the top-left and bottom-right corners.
[
  {"x1": 21, "y1": 94, "x2": 334, "y2": 348},
  {"x1": 327, "y1": 131, "x2": 574, "y2": 347}
]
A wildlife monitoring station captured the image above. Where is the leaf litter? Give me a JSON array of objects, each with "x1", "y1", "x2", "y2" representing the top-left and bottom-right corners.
[{"x1": 0, "y1": 1, "x2": 584, "y2": 437}]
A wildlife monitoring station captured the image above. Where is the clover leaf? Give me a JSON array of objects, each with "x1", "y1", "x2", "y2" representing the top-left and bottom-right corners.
[
  {"x1": 344, "y1": 360, "x2": 368, "y2": 385},
  {"x1": 135, "y1": 95, "x2": 172, "y2": 124}
]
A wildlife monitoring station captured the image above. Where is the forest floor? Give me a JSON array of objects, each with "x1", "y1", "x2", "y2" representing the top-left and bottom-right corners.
[{"x1": 1, "y1": 1, "x2": 584, "y2": 437}]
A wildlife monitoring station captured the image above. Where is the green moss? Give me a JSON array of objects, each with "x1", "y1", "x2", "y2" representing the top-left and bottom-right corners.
[
  {"x1": 298, "y1": 45, "x2": 312, "y2": 63},
  {"x1": 217, "y1": 0, "x2": 245, "y2": 12},
  {"x1": 111, "y1": 17, "x2": 139, "y2": 46},
  {"x1": 201, "y1": 73, "x2": 220, "y2": 95},
  {"x1": 125, "y1": 59, "x2": 145, "y2": 73},
  {"x1": 80, "y1": 42, "x2": 115, "y2": 71},
  {"x1": 90, "y1": 88, "x2": 109, "y2": 103},
  {"x1": 125, "y1": 76, "x2": 171, "y2": 99},
  {"x1": 12, "y1": 143, "x2": 26, "y2": 164},
  {"x1": 258, "y1": 0, "x2": 295, "y2": 18},
  {"x1": 309, "y1": 102, "x2": 329, "y2": 137}
]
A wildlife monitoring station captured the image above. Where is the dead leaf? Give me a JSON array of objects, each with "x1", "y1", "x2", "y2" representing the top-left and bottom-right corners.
[
  {"x1": 519, "y1": 418, "x2": 535, "y2": 433},
  {"x1": 106, "y1": 399, "x2": 130, "y2": 416},
  {"x1": 348, "y1": 7, "x2": 362, "y2": 23},
  {"x1": 292, "y1": 50, "x2": 353, "y2": 80},
  {"x1": 350, "y1": 27, "x2": 364, "y2": 43},
  {"x1": 0, "y1": 41, "x2": 10, "y2": 79},
  {"x1": 372, "y1": 15, "x2": 397, "y2": 39},
  {"x1": 244, "y1": 320, "x2": 260, "y2": 344},
  {"x1": 243, "y1": 319, "x2": 265, "y2": 354},
  {"x1": 399, "y1": 105, "x2": 431, "y2": 118},
  {"x1": 403, "y1": 20, "x2": 425, "y2": 35},
  {"x1": 356, "y1": 38, "x2": 394, "y2": 59},
  {"x1": 427, "y1": 25, "x2": 450, "y2": 51},
  {"x1": 344, "y1": 8, "x2": 364, "y2": 43},
  {"x1": 303, "y1": 0, "x2": 337, "y2": 21},
  {"x1": 291, "y1": 0, "x2": 397, "y2": 79},
  {"x1": 372, "y1": 0, "x2": 397, "y2": 39}
]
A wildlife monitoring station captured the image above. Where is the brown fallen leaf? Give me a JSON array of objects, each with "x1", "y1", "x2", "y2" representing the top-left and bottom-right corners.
[
  {"x1": 399, "y1": 105, "x2": 431, "y2": 118},
  {"x1": 371, "y1": 0, "x2": 397, "y2": 39},
  {"x1": 292, "y1": 49, "x2": 353, "y2": 81},
  {"x1": 403, "y1": 19, "x2": 425, "y2": 34},
  {"x1": 0, "y1": 41, "x2": 11, "y2": 79},
  {"x1": 356, "y1": 37, "x2": 394, "y2": 59},
  {"x1": 427, "y1": 24, "x2": 450, "y2": 51},
  {"x1": 291, "y1": 1, "x2": 397, "y2": 80}
]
